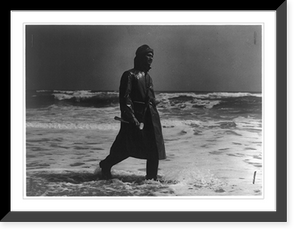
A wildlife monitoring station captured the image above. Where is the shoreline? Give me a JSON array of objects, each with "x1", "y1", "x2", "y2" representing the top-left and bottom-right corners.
[{"x1": 26, "y1": 115, "x2": 262, "y2": 197}]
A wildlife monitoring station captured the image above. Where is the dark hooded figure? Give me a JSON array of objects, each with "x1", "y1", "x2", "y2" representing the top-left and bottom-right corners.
[{"x1": 99, "y1": 45, "x2": 166, "y2": 180}]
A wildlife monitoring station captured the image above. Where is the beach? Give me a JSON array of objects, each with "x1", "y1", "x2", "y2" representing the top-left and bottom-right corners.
[{"x1": 26, "y1": 90, "x2": 262, "y2": 197}]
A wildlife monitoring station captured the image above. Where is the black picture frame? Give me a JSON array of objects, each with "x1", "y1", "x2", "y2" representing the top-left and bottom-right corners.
[{"x1": 4, "y1": 2, "x2": 287, "y2": 222}]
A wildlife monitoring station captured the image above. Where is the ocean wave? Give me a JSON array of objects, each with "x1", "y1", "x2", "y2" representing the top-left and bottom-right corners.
[
  {"x1": 26, "y1": 118, "x2": 204, "y2": 131},
  {"x1": 52, "y1": 90, "x2": 119, "y2": 102},
  {"x1": 27, "y1": 90, "x2": 261, "y2": 111},
  {"x1": 26, "y1": 121, "x2": 120, "y2": 130},
  {"x1": 27, "y1": 90, "x2": 119, "y2": 108},
  {"x1": 157, "y1": 91, "x2": 261, "y2": 100},
  {"x1": 205, "y1": 92, "x2": 262, "y2": 98},
  {"x1": 156, "y1": 92, "x2": 261, "y2": 111}
]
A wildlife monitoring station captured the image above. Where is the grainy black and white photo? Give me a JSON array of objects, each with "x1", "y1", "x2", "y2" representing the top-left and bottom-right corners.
[{"x1": 26, "y1": 25, "x2": 262, "y2": 197}]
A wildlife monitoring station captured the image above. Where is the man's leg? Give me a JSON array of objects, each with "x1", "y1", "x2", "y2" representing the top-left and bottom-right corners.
[
  {"x1": 146, "y1": 156, "x2": 159, "y2": 180},
  {"x1": 144, "y1": 112, "x2": 160, "y2": 180},
  {"x1": 99, "y1": 132, "x2": 129, "y2": 179},
  {"x1": 99, "y1": 153, "x2": 129, "y2": 179}
]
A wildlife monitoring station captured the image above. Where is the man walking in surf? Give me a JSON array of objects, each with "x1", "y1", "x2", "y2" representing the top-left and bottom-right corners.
[{"x1": 99, "y1": 45, "x2": 166, "y2": 180}]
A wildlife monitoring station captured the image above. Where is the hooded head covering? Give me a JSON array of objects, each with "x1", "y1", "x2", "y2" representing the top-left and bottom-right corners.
[
  {"x1": 135, "y1": 44, "x2": 154, "y2": 57},
  {"x1": 134, "y1": 45, "x2": 154, "y2": 72}
]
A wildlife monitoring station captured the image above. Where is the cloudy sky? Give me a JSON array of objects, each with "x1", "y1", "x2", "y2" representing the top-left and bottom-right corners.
[{"x1": 26, "y1": 24, "x2": 261, "y2": 92}]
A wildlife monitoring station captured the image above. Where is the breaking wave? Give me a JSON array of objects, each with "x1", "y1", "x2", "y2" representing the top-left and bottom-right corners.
[
  {"x1": 27, "y1": 90, "x2": 261, "y2": 111},
  {"x1": 27, "y1": 90, "x2": 119, "y2": 108},
  {"x1": 26, "y1": 121, "x2": 120, "y2": 130}
]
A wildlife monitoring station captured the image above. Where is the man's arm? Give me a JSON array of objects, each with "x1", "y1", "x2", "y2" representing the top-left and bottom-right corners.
[
  {"x1": 119, "y1": 72, "x2": 140, "y2": 127},
  {"x1": 148, "y1": 76, "x2": 160, "y2": 107}
]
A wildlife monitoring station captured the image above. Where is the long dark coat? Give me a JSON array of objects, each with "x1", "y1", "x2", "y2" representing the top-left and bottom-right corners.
[{"x1": 110, "y1": 69, "x2": 166, "y2": 160}]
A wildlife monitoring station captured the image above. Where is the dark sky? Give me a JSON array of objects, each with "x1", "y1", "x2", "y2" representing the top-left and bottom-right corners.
[{"x1": 26, "y1": 25, "x2": 262, "y2": 92}]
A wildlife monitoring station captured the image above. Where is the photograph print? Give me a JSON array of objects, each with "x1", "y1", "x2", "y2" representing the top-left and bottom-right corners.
[{"x1": 26, "y1": 24, "x2": 262, "y2": 197}]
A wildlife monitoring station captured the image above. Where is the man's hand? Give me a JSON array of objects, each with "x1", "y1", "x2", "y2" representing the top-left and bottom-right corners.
[
  {"x1": 133, "y1": 117, "x2": 144, "y2": 130},
  {"x1": 132, "y1": 117, "x2": 140, "y2": 128}
]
